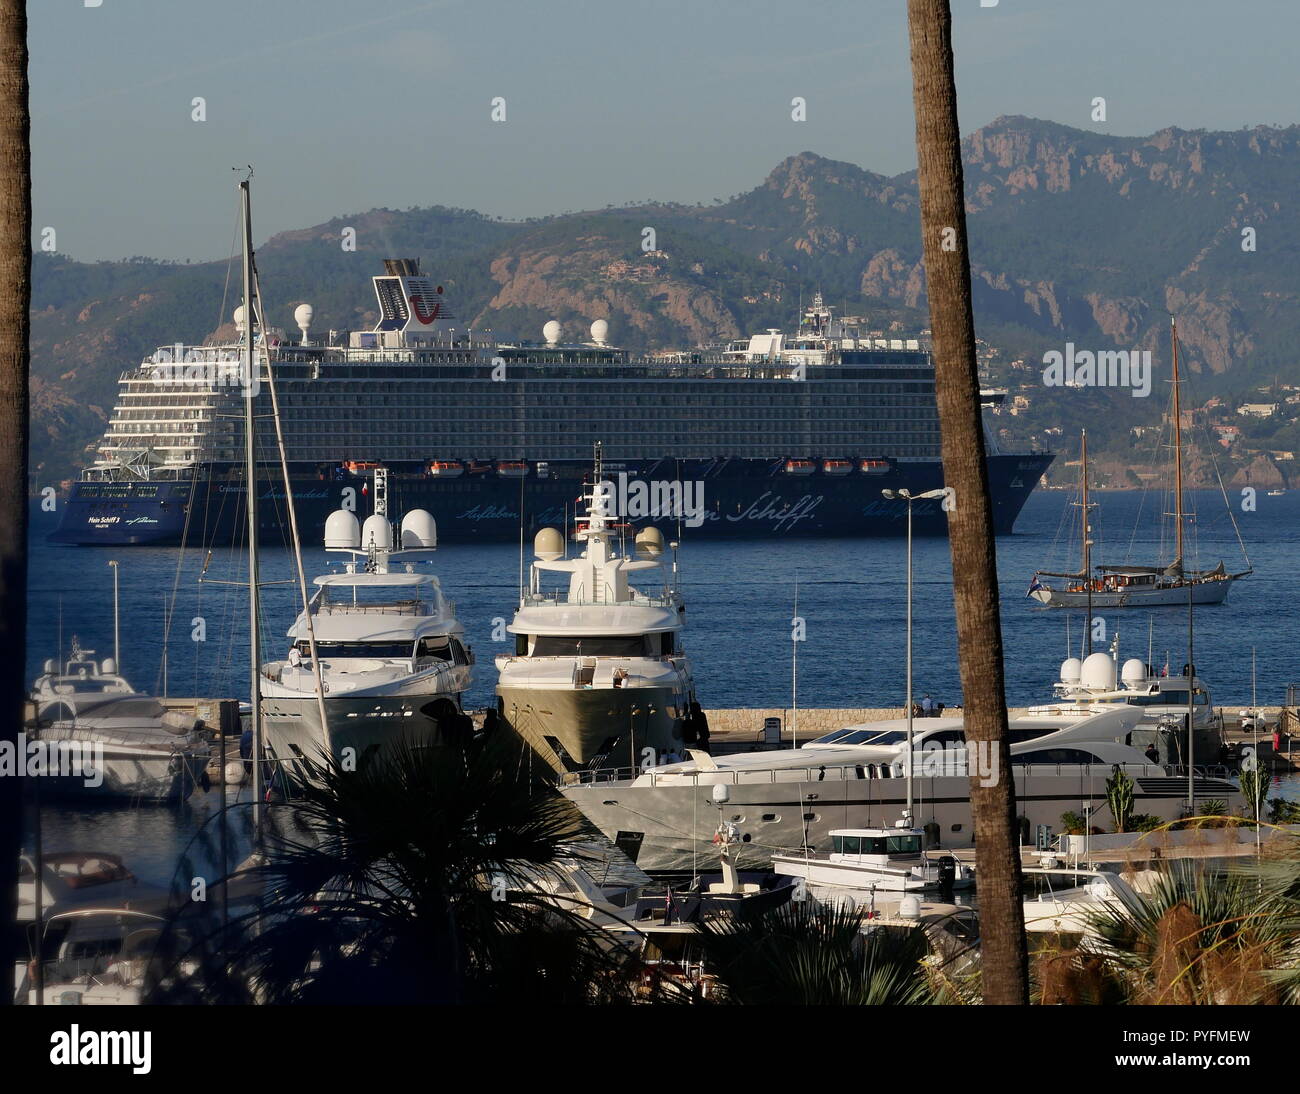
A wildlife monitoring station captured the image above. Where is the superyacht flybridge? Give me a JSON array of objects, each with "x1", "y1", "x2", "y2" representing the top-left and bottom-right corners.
[{"x1": 50, "y1": 264, "x2": 1052, "y2": 546}]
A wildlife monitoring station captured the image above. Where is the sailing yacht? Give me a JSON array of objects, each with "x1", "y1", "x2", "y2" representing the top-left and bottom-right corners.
[
  {"x1": 261, "y1": 469, "x2": 473, "y2": 770},
  {"x1": 495, "y1": 444, "x2": 694, "y2": 774},
  {"x1": 1028, "y1": 321, "x2": 1250, "y2": 607}
]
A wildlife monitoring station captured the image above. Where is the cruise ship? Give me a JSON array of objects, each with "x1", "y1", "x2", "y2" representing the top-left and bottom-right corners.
[{"x1": 49, "y1": 261, "x2": 1053, "y2": 546}]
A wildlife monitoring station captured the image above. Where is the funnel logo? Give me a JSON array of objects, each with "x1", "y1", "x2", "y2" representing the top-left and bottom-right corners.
[{"x1": 409, "y1": 284, "x2": 444, "y2": 325}]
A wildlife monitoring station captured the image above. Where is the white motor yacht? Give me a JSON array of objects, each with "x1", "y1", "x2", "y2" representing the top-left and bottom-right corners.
[
  {"x1": 262, "y1": 470, "x2": 472, "y2": 771},
  {"x1": 561, "y1": 701, "x2": 1243, "y2": 873},
  {"x1": 28, "y1": 641, "x2": 209, "y2": 803},
  {"x1": 495, "y1": 445, "x2": 694, "y2": 773}
]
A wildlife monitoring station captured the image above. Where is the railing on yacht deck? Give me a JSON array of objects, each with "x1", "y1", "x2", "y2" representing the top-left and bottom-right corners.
[
  {"x1": 556, "y1": 761, "x2": 1238, "y2": 789},
  {"x1": 523, "y1": 586, "x2": 675, "y2": 608}
]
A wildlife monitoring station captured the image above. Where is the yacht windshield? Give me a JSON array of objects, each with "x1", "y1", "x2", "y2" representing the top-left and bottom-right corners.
[
  {"x1": 1127, "y1": 691, "x2": 1207, "y2": 706},
  {"x1": 306, "y1": 641, "x2": 413, "y2": 659},
  {"x1": 318, "y1": 585, "x2": 428, "y2": 614},
  {"x1": 832, "y1": 834, "x2": 922, "y2": 854},
  {"x1": 531, "y1": 635, "x2": 648, "y2": 657}
]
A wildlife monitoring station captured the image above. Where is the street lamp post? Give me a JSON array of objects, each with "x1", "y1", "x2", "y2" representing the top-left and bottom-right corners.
[
  {"x1": 107, "y1": 559, "x2": 120, "y2": 672},
  {"x1": 882, "y1": 486, "x2": 949, "y2": 826}
]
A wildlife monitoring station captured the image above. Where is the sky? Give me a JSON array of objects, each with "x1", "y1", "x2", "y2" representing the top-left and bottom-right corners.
[{"x1": 30, "y1": 0, "x2": 1300, "y2": 262}]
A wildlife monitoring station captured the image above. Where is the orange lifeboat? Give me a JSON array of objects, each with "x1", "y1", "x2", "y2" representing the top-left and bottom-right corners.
[
  {"x1": 822, "y1": 458, "x2": 853, "y2": 476},
  {"x1": 495, "y1": 460, "x2": 529, "y2": 478},
  {"x1": 783, "y1": 459, "x2": 816, "y2": 476},
  {"x1": 859, "y1": 459, "x2": 890, "y2": 475},
  {"x1": 344, "y1": 460, "x2": 381, "y2": 476},
  {"x1": 427, "y1": 460, "x2": 464, "y2": 478}
]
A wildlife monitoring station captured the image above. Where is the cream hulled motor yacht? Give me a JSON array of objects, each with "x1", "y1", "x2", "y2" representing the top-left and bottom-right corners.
[{"x1": 496, "y1": 450, "x2": 694, "y2": 774}]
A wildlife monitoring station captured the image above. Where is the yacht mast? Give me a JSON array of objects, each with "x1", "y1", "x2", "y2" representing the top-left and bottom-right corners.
[
  {"x1": 1082, "y1": 429, "x2": 1092, "y2": 655},
  {"x1": 239, "y1": 178, "x2": 264, "y2": 836},
  {"x1": 1171, "y1": 317, "x2": 1185, "y2": 565}
]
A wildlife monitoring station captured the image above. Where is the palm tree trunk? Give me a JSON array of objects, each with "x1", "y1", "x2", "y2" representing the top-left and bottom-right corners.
[
  {"x1": 0, "y1": 0, "x2": 30, "y2": 1002},
  {"x1": 905, "y1": 0, "x2": 1027, "y2": 1004}
]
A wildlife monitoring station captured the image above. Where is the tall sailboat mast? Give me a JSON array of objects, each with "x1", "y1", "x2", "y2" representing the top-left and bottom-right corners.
[
  {"x1": 1171, "y1": 316, "x2": 1185, "y2": 566},
  {"x1": 1082, "y1": 429, "x2": 1092, "y2": 654},
  {"x1": 240, "y1": 178, "x2": 264, "y2": 835}
]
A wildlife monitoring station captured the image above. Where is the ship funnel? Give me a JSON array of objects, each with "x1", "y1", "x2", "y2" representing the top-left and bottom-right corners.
[
  {"x1": 361, "y1": 514, "x2": 392, "y2": 551},
  {"x1": 534, "y1": 527, "x2": 564, "y2": 561},
  {"x1": 401, "y1": 509, "x2": 438, "y2": 549},
  {"x1": 635, "y1": 526, "x2": 665, "y2": 560},
  {"x1": 324, "y1": 509, "x2": 360, "y2": 549}
]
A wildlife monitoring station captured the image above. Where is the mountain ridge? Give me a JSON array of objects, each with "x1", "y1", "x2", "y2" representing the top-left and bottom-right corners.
[{"x1": 30, "y1": 116, "x2": 1300, "y2": 485}]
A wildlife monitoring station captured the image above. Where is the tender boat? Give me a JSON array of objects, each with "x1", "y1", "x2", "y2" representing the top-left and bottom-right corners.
[
  {"x1": 1020, "y1": 867, "x2": 1146, "y2": 936},
  {"x1": 772, "y1": 826, "x2": 975, "y2": 894}
]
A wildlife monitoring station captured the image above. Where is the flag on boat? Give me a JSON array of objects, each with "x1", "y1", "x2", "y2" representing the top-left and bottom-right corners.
[{"x1": 1026, "y1": 577, "x2": 1044, "y2": 598}]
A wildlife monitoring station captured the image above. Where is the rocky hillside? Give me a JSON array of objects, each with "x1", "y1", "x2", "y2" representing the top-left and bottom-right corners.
[{"x1": 30, "y1": 116, "x2": 1300, "y2": 483}]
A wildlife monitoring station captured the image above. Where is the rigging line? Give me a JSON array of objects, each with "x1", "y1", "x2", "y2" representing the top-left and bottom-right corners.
[
  {"x1": 154, "y1": 453, "x2": 205, "y2": 699},
  {"x1": 217, "y1": 190, "x2": 240, "y2": 337},
  {"x1": 1123, "y1": 392, "x2": 1168, "y2": 563},
  {"x1": 250, "y1": 259, "x2": 331, "y2": 740},
  {"x1": 1206, "y1": 427, "x2": 1253, "y2": 571}
]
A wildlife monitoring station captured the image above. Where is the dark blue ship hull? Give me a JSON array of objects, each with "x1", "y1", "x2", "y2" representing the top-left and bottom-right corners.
[{"x1": 48, "y1": 453, "x2": 1053, "y2": 547}]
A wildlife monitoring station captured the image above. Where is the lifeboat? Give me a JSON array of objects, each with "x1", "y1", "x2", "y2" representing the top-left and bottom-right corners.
[
  {"x1": 343, "y1": 460, "x2": 381, "y2": 476},
  {"x1": 783, "y1": 459, "x2": 816, "y2": 476},
  {"x1": 822, "y1": 459, "x2": 853, "y2": 476},
  {"x1": 427, "y1": 460, "x2": 464, "y2": 478},
  {"x1": 859, "y1": 459, "x2": 890, "y2": 475},
  {"x1": 495, "y1": 460, "x2": 529, "y2": 478}
]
